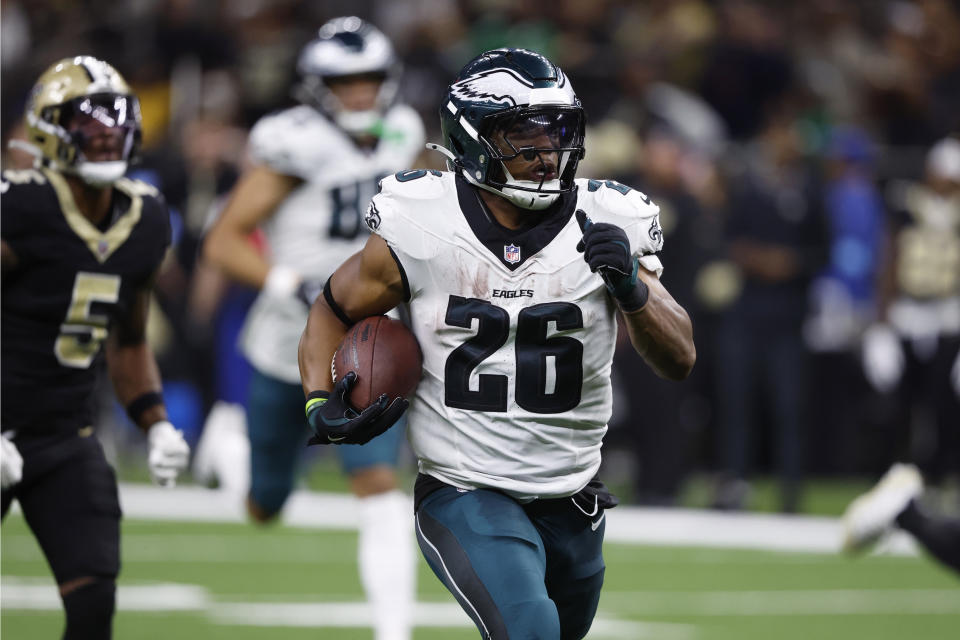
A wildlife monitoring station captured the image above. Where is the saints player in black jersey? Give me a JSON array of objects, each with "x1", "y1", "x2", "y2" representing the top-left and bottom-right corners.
[{"x1": 1, "y1": 56, "x2": 190, "y2": 639}]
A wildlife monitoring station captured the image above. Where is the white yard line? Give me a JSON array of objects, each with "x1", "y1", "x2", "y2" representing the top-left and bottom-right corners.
[
  {"x1": 4, "y1": 578, "x2": 956, "y2": 622},
  {"x1": 5, "y1": 483, "x2": 919, "y2": 555},
  {"x1": 600, "y1": 589, "x2": 960, "y2": 616},
  {"x1": 0, "y1": 578, "x2": 696, "y2": 638},
  {"x1": 0, "y1": 578, "x2": 208, "y2": 611}
]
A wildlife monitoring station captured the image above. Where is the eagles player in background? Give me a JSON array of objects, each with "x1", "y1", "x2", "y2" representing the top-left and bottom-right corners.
[
  {"x1": 1, "y1": 57, "x2": 190, "y2": 639},
  {"x1": 203, "y1": 17, "x2": 424, "y2": 640},
  {"x1": 299, "y1": 49, "x2": 695, "y2": 639}
]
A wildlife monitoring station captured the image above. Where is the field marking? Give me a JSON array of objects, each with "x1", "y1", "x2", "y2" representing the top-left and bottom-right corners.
[
  {"x1": 6, "y1": 577, "x2": 958, "y2": 619},
  {"x1": 5, "y1": 483, "x2": 920, "y2": 555},
  {"x1": 1, "y1": 577, "x2": 208, "y2": 611},
  {"x1": 0, "y1": 577, "x2": 693, "y2": 638},
  {"x1": 600, "y1": 588, "x2": 960, "y2": 616},
  {"x1": 121, "y1": 485, "x2": 920, "y2": 555}
]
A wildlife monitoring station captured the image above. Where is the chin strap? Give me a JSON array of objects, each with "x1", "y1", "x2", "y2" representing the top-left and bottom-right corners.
[
  {"x1": 7, "y1": 139, "x2": 44, "y2": 159},
  {"x1": 425, "y1": 142, "x2": 457, "y2": 163}
]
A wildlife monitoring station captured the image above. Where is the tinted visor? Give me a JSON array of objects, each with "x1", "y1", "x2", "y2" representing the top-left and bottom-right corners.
[
  {"x1": 61, "y1": 94, "x2": 139, "y2": 131},
  {"x1": 486, "y1": 107, "x2": 583, "y2": 160},
  {"x1": 58, "y1": 94, "x2": 140, "y2": 161}
]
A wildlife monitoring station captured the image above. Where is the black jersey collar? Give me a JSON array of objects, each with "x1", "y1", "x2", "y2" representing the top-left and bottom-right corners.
[{"x1": 455, "y1": 174, "x2": 577, "y2": 271}]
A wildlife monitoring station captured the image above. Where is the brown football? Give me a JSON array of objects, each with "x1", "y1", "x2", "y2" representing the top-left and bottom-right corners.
[{"x1": 332, "y1": 315, "x2": 423, "y2": 409}]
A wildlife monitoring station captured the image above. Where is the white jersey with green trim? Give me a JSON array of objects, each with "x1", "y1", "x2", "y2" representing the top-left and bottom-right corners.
[
  {"x1": 368, "y1": 170, "x2": 663, "y2": 500},
  {"x1": 240, "y1": 104, "x2": 424, "y2": 383}
]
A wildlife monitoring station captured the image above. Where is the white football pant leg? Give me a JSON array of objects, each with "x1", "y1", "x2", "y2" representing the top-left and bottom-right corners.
[{"x1": 358, "y1": 489, "x2": 415, "y2": 640}]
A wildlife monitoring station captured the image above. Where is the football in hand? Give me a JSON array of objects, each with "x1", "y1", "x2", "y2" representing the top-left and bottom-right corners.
[{"x1": 332, "y1": 315, "x2": 423, "y2": 409}]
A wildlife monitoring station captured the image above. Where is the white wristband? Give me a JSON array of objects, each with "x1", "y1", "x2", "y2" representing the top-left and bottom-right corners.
[{"x1": 264, "y1": 265, "x2": 302, "y2": 299}]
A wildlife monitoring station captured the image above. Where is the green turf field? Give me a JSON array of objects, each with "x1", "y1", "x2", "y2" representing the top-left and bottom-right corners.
[{"x1": 2, "y1": 512, "x2": 958, "y2": 640}]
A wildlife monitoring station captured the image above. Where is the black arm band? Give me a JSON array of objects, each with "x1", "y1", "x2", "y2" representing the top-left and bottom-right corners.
[
  {"x1": 323, "y1": 278, "x2": 355, "y2": 327},
  {"x1": 126, "y1": 391, "x2": 164, "y2": 424}
]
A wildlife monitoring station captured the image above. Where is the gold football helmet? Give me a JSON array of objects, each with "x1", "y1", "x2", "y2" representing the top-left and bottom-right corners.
[{"x1": 16, "y1": 56, "x2": 142, "y2": 186}]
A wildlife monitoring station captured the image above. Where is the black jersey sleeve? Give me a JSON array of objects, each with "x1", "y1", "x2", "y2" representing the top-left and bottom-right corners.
[{"x1": 1, "y1": 169, "x2": 58, "y2": 267}]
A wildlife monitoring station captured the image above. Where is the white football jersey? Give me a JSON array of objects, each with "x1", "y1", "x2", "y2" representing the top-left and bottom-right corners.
[
  {"x1": 240, "y1": 104, "x2": 424, "y2": 383},
  {"x1": 369, "y1": 171, "x2": 663, "y2": 500}
]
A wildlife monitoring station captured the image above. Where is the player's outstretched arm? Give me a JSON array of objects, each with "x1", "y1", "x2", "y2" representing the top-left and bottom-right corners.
[
  {"x1": 620, "y1": 267, "x2": 696, "y2": 381},
  {"x1": 203, "y1": 166, "x2": 302, "y2": 290},
  {"x1": 298, "y1": 233, "x2": 406, "y2": 395},
  {"x1": 576, "y1": 210, "x2": 695, "y2": 380},
  {"x1": 106, "y1": 280, "x2": 189, "y2": 486}
]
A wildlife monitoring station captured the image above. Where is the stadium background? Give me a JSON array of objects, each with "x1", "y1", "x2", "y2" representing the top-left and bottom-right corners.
[{"x1": 2, "y1": 0, "x2": 959, "y2": 638}]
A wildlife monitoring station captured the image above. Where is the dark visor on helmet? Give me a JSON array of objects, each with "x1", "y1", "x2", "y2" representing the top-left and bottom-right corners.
[
  {"x1": 51, "y1": 94, "x2": 140, "y2": 162},
  {"x1": 485, "y1": 107, "x2": 584, "y2": 160},
  {"x1": 58, "y1": 94, "x2": 140, "y2": 131}
]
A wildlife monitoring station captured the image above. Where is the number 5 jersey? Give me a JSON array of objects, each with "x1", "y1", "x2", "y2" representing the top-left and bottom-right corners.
[
  {"x1": 369, "y1": 170, "x2": 664, "y2": 500},
  {"x1": 1, "y1": 168, "x2": 170, "y2": 436}
]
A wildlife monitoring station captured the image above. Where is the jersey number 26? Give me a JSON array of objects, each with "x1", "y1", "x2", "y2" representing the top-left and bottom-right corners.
[{"x1": 444, "y1": 295, "x2": 583, "y2": 414}]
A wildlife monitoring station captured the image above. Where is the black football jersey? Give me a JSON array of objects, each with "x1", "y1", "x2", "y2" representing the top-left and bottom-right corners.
[{"x1": 1, "y1": 168, "x2": 170, "y2": 436}]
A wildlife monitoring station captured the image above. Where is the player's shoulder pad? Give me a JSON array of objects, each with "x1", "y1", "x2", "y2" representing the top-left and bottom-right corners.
[
  {"x1": 365, "y1": 170, "x2": 454, "y2": 257},
  {"x1": 115, "y1": 177, "x2": 171, "y2": 245},
  {"x1": 116, "y1": 177, "x2": 167, "y2": 220},
  {"x1": 377, "y1": 169, "x2": 450, "y2": 202},
  {"x1": 116, "y1": 176, "x2": 162, "y2": 199},
  {"x1": 576, "y1": 178, "x2": 663, "y2": 255},
  {"x1": 248, "y1": 105, "x2": 327, "y2": 177},
  {"x1": 1, "y1": 169, "x2": 55, "y2": 227},
  {"x1": 1, "y1": 168, "x2": 49, "y2": 195}
]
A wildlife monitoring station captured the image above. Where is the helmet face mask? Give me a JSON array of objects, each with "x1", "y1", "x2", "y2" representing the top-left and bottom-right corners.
[
  {"x1": 435, "y1": 48, "x2": 586, "y2": 210},
  {"x1": 21, "y1": 56, "x2": 141, "y2": 187},
  {"x1": 295, "y1": 17, "x2": 399, "y2": 137},
  {"x1": 482, "y1": 106, "x2": 585, "y2": 209}
]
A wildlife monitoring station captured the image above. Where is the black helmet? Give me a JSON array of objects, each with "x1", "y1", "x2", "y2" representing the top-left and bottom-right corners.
[{"x1": 431, "y1": 48, "x2": 585, "y2": 210}]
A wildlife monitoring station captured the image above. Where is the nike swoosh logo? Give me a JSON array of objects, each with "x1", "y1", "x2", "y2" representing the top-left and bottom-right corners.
[
  {"x1": 327, "y1": 435, "x2": 347, "y2": 443},
  {"x1": 591, "y1": 512, "x2": 605, "y2": 531}
]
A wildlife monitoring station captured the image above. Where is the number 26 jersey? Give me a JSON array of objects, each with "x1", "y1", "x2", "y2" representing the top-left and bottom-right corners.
[{"x1": 369, "y1": 170, "x2": 663, "y2": 500}]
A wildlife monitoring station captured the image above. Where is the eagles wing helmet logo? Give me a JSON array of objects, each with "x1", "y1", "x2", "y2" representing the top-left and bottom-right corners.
[
  {"x1": 504, "y1": 243, "x2": 521, "y2": 264},
  {"x1": 449, "y1": 68, "x2": 570, "y2": 108}
]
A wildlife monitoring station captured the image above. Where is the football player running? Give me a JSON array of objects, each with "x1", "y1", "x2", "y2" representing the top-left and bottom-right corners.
[
  {"x1": 299, "y1": 48, "x2": 695, "y2": 639},
  {"x1": 203, "y1": 17, "x2": 423, "y2": 640},
  {"x1": 1, "y1": 57, "x2": 189, "y2": 639}
]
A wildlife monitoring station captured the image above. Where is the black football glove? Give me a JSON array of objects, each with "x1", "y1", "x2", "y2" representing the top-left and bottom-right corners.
[
  {"x1": 305, "y1": 372, "x2": 408, "y2": 446},
  {"x1": 575, "y1": 209, "x2": 648, "y2": 311}
]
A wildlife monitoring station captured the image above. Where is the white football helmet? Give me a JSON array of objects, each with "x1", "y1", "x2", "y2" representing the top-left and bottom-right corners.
[{"x1": 295, "y1": 16, "x2": 399, "y2": 136}]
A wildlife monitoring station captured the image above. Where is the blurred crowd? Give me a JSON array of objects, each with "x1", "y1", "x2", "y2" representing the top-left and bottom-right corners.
[{"x1": 2, "y1": 0, "x2": 959, "y2": 511}]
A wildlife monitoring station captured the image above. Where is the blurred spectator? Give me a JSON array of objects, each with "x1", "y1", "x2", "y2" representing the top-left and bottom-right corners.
[
  {"x1": 864, "y1": 136, "x2": 960, "y2": 482},
  {"x1": 712, "y1": 102, "x2": 828, "y2": 512},
  {"x1": 804, "y1": 126, "x2": 888, "y2": 474},
  {"x1": 698, "y1": 0, "x2": 795, "y2": 140},
  {"x1": 610, "y1": 126, "x2": 726, "y2": 505}
]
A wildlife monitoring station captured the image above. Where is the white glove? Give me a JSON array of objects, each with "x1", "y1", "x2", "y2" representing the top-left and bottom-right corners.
[
  {"x1": 862, "y1": 324, "x2": 905, "y2": 393},
  {"x1": 1, "y1": 432, "x2": 24, "y2": 490},
  {"x1": 147, "y1": 421, "x2": 190, "y2": 487}
]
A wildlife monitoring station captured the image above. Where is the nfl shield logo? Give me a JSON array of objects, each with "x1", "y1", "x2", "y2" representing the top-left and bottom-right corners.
[{"x1": 503, "y1": 244, "x2": 521, "y2": 264}]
